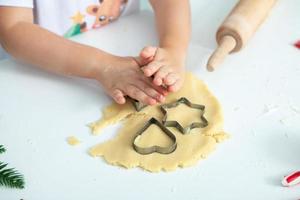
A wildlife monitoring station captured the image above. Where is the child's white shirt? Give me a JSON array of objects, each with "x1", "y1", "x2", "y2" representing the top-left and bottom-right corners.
[{"x1": 0, "y1": 0, "x2": 139, "y2": 59}]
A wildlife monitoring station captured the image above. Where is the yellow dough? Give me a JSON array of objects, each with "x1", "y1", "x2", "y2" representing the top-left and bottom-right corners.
[
  {"x1": 67, "y1": 136, "x2": 81, "y2": 146},
  {"x1": 89, "y1": 72, "x2": 228, "y2": 172}
]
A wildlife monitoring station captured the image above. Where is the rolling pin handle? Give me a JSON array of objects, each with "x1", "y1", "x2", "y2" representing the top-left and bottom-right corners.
[{"x1": 207, "y1": 35, "x2": 236, "y2": 72}]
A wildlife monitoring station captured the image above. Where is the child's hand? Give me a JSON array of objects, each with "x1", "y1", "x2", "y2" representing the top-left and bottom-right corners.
[
  {"x1": 96, "y1": 56, "x2": 168, "y2": 105},
  {"x1": 138, "y1": 46, "x2": 185, "y2": 92}
]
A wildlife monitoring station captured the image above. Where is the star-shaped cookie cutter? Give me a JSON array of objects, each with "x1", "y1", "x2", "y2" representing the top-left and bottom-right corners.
[
  {"x1": 129, "y1": 98, "x2": 147, "y2": 112},
  {"x1": 132, "y1": 117, "x2": 177, "y2": 155},
  {"x1": 160, "y1": 97, "x2": 208, "y2": 134}
]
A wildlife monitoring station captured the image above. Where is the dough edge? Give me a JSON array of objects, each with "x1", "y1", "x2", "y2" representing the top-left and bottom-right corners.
[{"x1": 88, "y1": 72, "x2": 229, "y2": 172}]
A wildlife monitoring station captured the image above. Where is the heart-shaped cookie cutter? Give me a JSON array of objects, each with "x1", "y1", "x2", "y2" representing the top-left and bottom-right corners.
[
  {"x1": 160, "y1": 97, "x2": 209, "y2": 134},
  {"x1": 132, "y1": 117, "x2": 177, "y2": 155}
]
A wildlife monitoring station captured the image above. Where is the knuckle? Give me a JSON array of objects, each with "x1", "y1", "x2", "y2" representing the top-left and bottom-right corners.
[
  {"x1": 156, "y1": 71, "x2": 164, "y2": 77},
  {"x1": 125, "y1": 86, "x2": 134, "y2": 94},
  {"x1": 144, "y1": 46, "x2": 152, "y2": 51},
  {"x1": 147, "y1": 64, "x2": 156, "y2": 69},
  {"x1": 139, "y1": 83, "x2": 148, "y2": 91},
  {"x1": 145, "y1": 88, "x2": 156, "y2": 96},
  {"x1": 161, "y1": 66, "x2": 170, "y2": 73},
  {"x1": 131, "y1": 89, "x2": 140, "y2": 97},
  {"x1": 112, "y1": 89, "x2": 120, "y2": 95}
]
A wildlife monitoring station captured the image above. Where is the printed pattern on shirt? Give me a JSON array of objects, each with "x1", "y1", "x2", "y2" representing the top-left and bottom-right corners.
[{"x1": 64, "y1": 0, "x2": 128, "y2": 38}]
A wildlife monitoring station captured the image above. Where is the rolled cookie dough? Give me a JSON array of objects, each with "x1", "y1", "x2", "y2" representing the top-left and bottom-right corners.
[
  {"x1": 89, "y1": 72, "x2": 228, "y2": 172},
  {"x1": 67, "y1": 136, "x2": 81, "y2": 146}
]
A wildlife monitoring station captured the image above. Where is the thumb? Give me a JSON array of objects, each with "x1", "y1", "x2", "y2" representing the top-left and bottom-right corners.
[
  {"x1": 140, "y1": 46, "x2": 157, "y2": 60},
  {"x1": 135, "y1": 46, "x2": 157, "y2": 66},
  {"x1": 133, "y1": 55, "x2": 154, "y2": 67}
]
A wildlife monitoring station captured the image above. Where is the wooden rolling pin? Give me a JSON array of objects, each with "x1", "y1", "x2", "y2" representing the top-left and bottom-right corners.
[{"x1": 207, "y1": 0, "x2": 277, "y2": 71}]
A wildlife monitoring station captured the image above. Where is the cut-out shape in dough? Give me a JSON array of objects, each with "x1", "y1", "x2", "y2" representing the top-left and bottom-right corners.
[{"x1": 89, "y1": 72, "x2": 228, "y2": 172}]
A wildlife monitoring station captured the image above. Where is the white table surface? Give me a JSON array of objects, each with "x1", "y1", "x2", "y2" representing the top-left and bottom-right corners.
[{"x1": 1, "y1": 1, "x2": 300, "y2": 199}]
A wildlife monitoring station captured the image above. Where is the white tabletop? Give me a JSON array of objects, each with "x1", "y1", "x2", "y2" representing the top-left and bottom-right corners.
[{"x1": 1, "y1": 1, "x2": 300, "y2": 199}]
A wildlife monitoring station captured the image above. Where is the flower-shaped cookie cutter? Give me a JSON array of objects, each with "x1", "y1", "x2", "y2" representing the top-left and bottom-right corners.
[
  {"x1": 132, "y1": 117, "x2": 177, "y2": 155},
  {"x1": 160, "y1": 97, "x2": 208, "y2": 134}
]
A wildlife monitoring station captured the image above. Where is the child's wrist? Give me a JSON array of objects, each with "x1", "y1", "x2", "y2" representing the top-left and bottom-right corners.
[
  {"x1": 91, "y1": 53, "x2": 137, "y2": 82},
  {"x1": 160, "y1": 40, "x2": 188, "y2": 53},
  {"x1": 88, "y1": 50, "x2": 117, "y2": 81},
  {"x1": 161, "y1": 46, "x2": 187, "y2": 60},
  {"x1": 161, "y1": 47, "x2": 187, "y2": 67}
]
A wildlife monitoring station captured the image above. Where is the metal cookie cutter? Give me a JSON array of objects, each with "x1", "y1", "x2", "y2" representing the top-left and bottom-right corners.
[
  {"x1": 129, "y1": 98, "x2": 147, "y2": 112},
  {"x1": 132, "y1": 117, "x2": 177, "y2": 155},
  {"x1": 160, "y1": 97, "x2": 209, "y2": 134}
]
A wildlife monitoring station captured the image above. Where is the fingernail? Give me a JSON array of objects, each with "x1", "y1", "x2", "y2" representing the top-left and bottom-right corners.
[
  {"x1": 162, "y1": 90, "x2": 169, "y2": 96},
  {"x1": 154, "y1": 79, "x2": 161, "y2": 86},
  {"x1": 149, "y1": 99, "x2": 157, "y2": 105},
  {"x1": 119, "y1": 98, "x2": 126, "y2": 104},
  {"x1": 145, "y1": 69, "x2": 152, "y2": 77},
  {"x1": 157, "y1": 95, "x2": 165, "y2": 102},
  {"x1": 168, "y1": 86, "x2": 176, "y2": 92}
]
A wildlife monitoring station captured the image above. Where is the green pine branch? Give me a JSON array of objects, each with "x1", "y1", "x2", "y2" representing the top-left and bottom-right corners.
[
  {"x1": 0, "y1": 145, "x2": 5, "y2": 154},
  {"x1": 0, "y1": 162, "x2": 25, "y2": 189},
  {"x1": 0, "y1": 145, "x2": 25, "y2": 189}
]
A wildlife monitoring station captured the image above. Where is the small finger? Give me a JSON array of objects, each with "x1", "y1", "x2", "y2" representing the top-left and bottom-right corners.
[
  {"x1": 168, "y1": 80, "x2": 183, "y2": 92},
  {"x1": 163, "y1": 72, "x2": 179, "y2": 86},
  {"x1": 144, "y1": 87, "x2": 165, "y2": 103},
  {"x1": 141, "y1": 61, "x2": 162, "y2": 77},
  {"x1": 126, "y1": 85, "x2": 157, "y2": 105},
  {"x1": 110, "y1": 89, "x2": 126, "y2": 104},
  {"x1": 140, "y1": 46, "x2": 157, "y2": 60},
  {"x1": 135, "y1": 47, "x2": 157, "y2": 66},
  {"x1": 152, "y1": 84, "x2": 169, "y2": 96},
  {"x1": 139, "y1": 75, "x2": 168, "y2": 96},
  {"x1": 137, "y1": 81, "x2": 166, "y2": 103},
  {"x1": 153, "y1": 66, "x2": 170, "y2": 86}
]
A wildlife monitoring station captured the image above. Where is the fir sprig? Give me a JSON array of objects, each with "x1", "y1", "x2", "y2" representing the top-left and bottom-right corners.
[
  {"x1": 0, "y1": 145, "x2": 5, "y2": 154},
  {"x1": 0, "y1": 162, "x2": 25, "y2": 189},
  {"x1": 0, "y1": 145, "x2": 25, "y2": 189}
]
